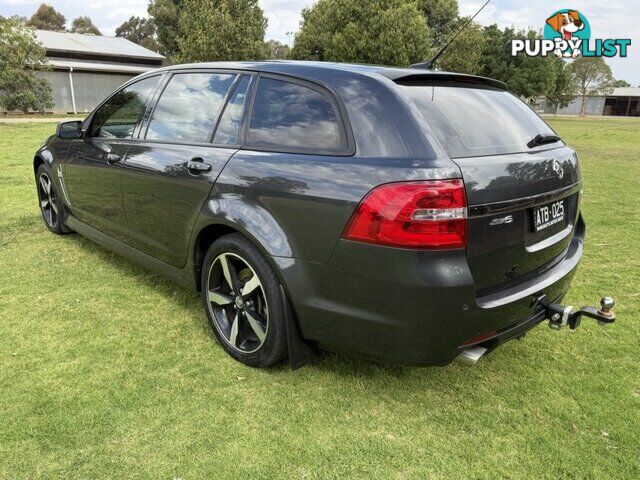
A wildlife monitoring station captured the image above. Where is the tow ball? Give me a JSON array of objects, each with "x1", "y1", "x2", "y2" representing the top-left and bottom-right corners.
[{"x1": 534, "y1": 296, "x2": 616, "y2": 331}]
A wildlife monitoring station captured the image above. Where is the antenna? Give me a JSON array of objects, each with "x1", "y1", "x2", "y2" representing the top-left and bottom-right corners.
[{"x1": 410, "y1": 0, "x2": 492, "y2": 70}]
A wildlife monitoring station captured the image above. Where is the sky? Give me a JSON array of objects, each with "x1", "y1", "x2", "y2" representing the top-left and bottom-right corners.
[{"x1": 0, "y1": 0, "x2": 637, "y2": 84}]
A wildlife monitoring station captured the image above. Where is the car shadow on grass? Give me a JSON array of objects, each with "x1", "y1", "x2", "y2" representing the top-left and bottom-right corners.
[{"x1": 67, "y1": 233, "x2": 207, "y2": 319}]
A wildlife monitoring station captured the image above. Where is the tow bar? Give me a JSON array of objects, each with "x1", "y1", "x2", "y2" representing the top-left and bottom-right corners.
[{"x1": 535, "y1": 295, "x2": 616, "y2": 331}]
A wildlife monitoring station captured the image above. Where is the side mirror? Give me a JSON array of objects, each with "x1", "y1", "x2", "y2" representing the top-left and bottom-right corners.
[{"x1": 56, "y1": 120, "x2": 83, "y2": 139}]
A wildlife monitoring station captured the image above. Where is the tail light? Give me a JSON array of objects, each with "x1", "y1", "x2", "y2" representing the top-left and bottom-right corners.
[{"x1": 342, "y1": 180, "x2": 467, "y2": 249}]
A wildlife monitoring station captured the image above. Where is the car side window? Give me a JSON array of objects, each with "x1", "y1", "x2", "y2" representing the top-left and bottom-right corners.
[
  {"x1": 247, "y1": 78, "x2": 345, "y2": 152},
  {"x1": 90, "y1": 76, "x2": 159, "y2": 139},
  {"x1": 213, "y1": 75, "x2": 251, "y2": 145},
  {"x1": 146, "y1": 72, "x2": 237, "y2": 143}
]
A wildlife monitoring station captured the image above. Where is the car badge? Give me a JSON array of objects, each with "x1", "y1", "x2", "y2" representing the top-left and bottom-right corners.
[{"x1": 552, "y1": 160, "x2": 564, "y2": 180}]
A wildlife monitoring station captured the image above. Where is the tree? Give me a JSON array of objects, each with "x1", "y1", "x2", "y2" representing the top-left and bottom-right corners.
[
  {"x1": 437, "y1": 18, "x2": 485, "y2": 74},
  {"x1": 115, "y1": 16, "x2": 159, "y2": 52},
  {"x1": 477, "y1": 24, "x2": 581, "y2": 110},
  {"x1": 290, "y1": 0, "x2": 431, "y2": 67},
  {"x1": 70, "y1": 16, "x2": 101, "y2": 35},
  {"x1": 0, "y1": 17, "x2": 53, "y2": 112},
  {"x1": 480, "y1": 26, "x2": 560, "y2": 100},
  {"x1": 612, "y1": 79, "x2": 630, "y2": 88},
  {"x1": 568, "y1": 57, "x2": 614, "y2": 116},
  {"x1": 25, "y1": 4, "x2": 65, "y2": 31},
  {"x1": 544, "y1": 59, "x2": 577, "y2": 112},
  {"x1": 148, "y1": 0, "x2": 182, "y2": 58},
  {"x1": 174, "y1": 0, "x2": 267, "y2": 62},
  {"x1": 265, "y1": 39, "x2": 289, "y2": 60},
  {"x1": 415, "y1": 0, "x2": 458, "y2": 40}
]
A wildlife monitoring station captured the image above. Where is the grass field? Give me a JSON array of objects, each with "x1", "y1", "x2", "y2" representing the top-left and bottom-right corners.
[{"x1": 1, "y1": 117, "x2": 638, "y2": 479}]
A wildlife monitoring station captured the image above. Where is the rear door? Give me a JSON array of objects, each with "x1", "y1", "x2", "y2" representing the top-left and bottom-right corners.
[
  {"x1": 121, "y1": 71, "x2": 252, "y2": 267},
  {"x1": 64, "y1": 75, "x2": 161, "y2": 241},
  {"x1": 401, "y1": 82, "x2": 581, "y2": 295}
]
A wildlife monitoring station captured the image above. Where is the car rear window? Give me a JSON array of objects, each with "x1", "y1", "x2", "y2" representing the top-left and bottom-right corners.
[{"x1": 401, "y1": 85, "x2": 559, "y2": 158}]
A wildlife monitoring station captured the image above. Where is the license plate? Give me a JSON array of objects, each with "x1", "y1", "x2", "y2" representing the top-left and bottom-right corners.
[{"x1": 532, "y1": 200, "x2": 565, "y2": 232}]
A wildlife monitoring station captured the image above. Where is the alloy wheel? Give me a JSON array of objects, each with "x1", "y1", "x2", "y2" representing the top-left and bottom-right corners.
[
  {"x1": 38, "y1": 172, "x2": 58, "y2": 228},
  {"x1": 206, "y1": 252, "x2": 269, "y2": 354}
]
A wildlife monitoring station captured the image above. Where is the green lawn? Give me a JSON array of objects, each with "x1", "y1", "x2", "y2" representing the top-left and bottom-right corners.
[{"x1": 1, "y1": 117, "x2": 638, "y2": 479}]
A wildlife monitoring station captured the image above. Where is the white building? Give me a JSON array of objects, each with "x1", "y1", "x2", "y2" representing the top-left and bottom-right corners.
[
  {"x1": 539, "y1": 87, "x2": 640, "y2": 116},
  {"x1": 34, "y1": 30, "x2": 165, "y2": 114}
]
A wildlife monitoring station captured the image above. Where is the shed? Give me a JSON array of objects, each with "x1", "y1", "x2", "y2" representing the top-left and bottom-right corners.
[
  {"x1": 603, "y1": 87, "x2": 640, "y2": 116},
  {"x1": 34, "y1": 30, "x2": 165, "y2": 114},
  {"x1": 539, "y1": 87, "x2": 640, "y2": 117}
]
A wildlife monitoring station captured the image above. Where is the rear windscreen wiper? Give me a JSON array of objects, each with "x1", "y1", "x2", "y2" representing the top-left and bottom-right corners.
[{"x1": 527, "y1": 133, "x2": 561, "y2": 148}]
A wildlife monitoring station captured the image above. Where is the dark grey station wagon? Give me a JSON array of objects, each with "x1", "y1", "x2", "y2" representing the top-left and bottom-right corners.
[{"x1": 34, "y1": 61, "x2": 615, "y2": 368}]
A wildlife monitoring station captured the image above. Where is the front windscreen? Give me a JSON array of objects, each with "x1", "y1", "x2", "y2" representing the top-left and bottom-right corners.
[{"x1": 401, "y1": 85, "x2": 561, "y2": 158}]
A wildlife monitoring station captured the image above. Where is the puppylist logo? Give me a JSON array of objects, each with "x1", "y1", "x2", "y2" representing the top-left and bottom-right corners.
[{"x1": 512, "y1": 9, "x2": 631, "y2": 58}]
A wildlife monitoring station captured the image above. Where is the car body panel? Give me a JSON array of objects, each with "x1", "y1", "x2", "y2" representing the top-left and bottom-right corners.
[
  {"x1": 63, "y1": 138, "x2": 130, "y2": 242},
  {"x1": 454, "y1": 146, "x2": 580, "y2": 205},
  {"x1": 215, "y1": 150, "x2": 460, "y2": 263},
  {"x1": 121, "y1": 142, "x2": 238, "y2": 267}
]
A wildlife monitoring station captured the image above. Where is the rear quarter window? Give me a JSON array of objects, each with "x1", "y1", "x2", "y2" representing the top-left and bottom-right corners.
[
  {"x1": 247, "y1": 77, "x2": 347, "y2": 153},
  {"x1": 401, "y1": 85, "x2": 560, "y2": 158}
]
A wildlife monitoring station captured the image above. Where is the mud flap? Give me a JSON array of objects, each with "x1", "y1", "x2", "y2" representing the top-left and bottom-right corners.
[{"x1": 280, "y1": 285, "x2": 316, "y2": 370}]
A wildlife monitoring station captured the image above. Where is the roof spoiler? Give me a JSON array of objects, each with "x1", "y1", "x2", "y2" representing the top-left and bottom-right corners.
[{"x1": 392, "y1": 73, "x2": 508, "y2": 91}]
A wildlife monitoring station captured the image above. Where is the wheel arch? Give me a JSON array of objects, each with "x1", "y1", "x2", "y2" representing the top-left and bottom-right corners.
[
  {"x1": 192, "y1": 223, "x2": 239, "y2": 290},
  {"x1": 191, "y1": 220, "x2": 291, "y2": 294},
  {"x1": 191, "y1": 194, "x2": 294, "y2": 291},
  {"x1": 33, "y1": 155, "x2": 46, "y2": 175}
]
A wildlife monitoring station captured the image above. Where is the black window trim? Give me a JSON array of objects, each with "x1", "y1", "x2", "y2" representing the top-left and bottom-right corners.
[
  {"x1": 242, "y1": 72, "x2": 356, "y2": 157},
  {"x1": 210, "y1": 73, "x2": 257, "y2": 148},
  {"x1": 138, "y1": 68, "x2": 248, "y2": 148},
  {"x1": 135, "y1": 71, "x2": 171, "y2": 140},
  {"x1": 84, "y1": 73, "x2": 165, "y2": 141}
]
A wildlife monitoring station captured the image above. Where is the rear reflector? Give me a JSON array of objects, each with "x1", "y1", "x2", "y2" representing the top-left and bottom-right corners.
[
  {"x1": 342, "y1": 180, "x2": 467, "y2": 249},
  {"x1": 461, "y1": 331, "x2": 498, "y2": 347}
]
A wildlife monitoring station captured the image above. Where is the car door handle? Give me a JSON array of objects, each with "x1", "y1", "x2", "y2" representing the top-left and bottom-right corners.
[
  {"x1": 106, "y1": 153, "x2": 121, "y2": 164},
  {"x1": 186, "y1": 160, "x2": 212, "y2": 173}
]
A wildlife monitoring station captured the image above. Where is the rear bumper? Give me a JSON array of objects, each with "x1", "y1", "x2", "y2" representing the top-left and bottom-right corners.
[
  {"x1": 276, "y1": 214, "x2": 585, "y2": 366},
  {"x1": 453, "y1": 288, "x2": 566, "y2": 357}
]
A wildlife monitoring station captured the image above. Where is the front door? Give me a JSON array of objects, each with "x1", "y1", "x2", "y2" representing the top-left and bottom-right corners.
[
  {"x1": 64, "y1": 75, "x2": 161, "y2": 241},
  {"x1": 121, "y1": 71, "x2": 252, "y2": 267},
  {"x1": 64, "y1": 138, "x2": 130, "y2": 240}
]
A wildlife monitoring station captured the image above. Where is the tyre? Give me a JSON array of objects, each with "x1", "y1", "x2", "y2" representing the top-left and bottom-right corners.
[
  {"x1": 201, "y1": 233, "x2": 287, "y2": 367},
  {"x1": 36, "y1": 164, "x2": 72, "y2": 235}
]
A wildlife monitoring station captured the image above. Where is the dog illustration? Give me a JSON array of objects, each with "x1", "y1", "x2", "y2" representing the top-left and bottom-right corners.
[{"x1": 546, "y1": 10, "x2": 584, "y2": 58}]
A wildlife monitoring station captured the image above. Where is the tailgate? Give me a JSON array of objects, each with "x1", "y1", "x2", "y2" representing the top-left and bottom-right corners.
[{"x1": 454, "y1": 147, "x2": 581, "y2": 295}]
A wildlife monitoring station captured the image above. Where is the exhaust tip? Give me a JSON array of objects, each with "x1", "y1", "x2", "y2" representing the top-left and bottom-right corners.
[{"x1": 455, "y1": 346, "x2": 488, "y2": 366}]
